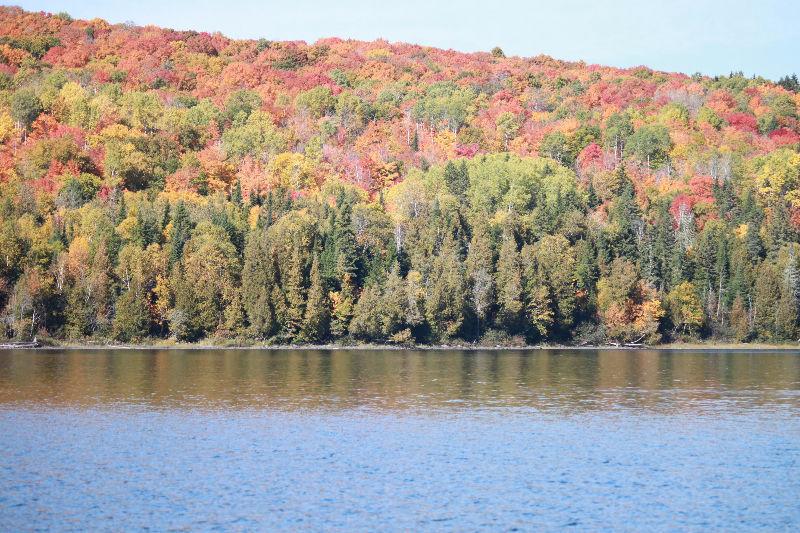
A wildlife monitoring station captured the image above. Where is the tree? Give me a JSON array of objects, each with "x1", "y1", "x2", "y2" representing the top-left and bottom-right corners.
[
  {"x1": 624, "y1": 124, "x2": 672, "y2": 169},
  {"x1": 443, "y1": 160, "x2": 469, "y2": 201},
  {"x1": 425, "y1": 235, "x2": 468, "y2": 340},
  {"x1": 329, "y1": 275, "x2": 355, "y2": 338},
  {"x1": 604, "y1": 174, "x2": 641, "y2": 263},
  {"x1": 465, "y1": 220, "x2": 495, "y2": 333},
  {"x1": 112, "y1": 244, "x2": 152, "y2": 341},
  {"x1": 603, "y1": 112, "x2": 633, "y2": 160},
  {"x1": 495, "y1": 229, "x2": 524, "y2": 332},
  {"x1": 113, "y1": 288, "x2": 149, "y2": 341},
  {"x1": 241, "y1": 229, "x2": 275, "y2": 338},
  {"x1": 539, "y1": 131, "x2": 570, "y2": 165},
  {"x1": 11, "y1": 89, "x2": 42, "y2": 131},
  {"x1": 120, "y1": 91, "x2": 162, "y2": 132},
  {"x1": 222, "y1": 110, "x2": 286, "y2": 160},
  {"x1": 496, "y1": 112, "x2": 520, "y2": 150},
  {"x1": 299, "y1": 254, "x2": 329, "y2": 342},
  {"x1": 180, "y1": 222, "x2": 239, "y2": 337},
  {"x1": 597, "y1": 258, "x2": 664, "y2": 344},
  {"x1": 350, "y1": 282, "x2": 384, "y2": 340},
  {"x1": 224, "y1": 89, "x2": 262, "y2": 123},
  {"x1": 283, "y1": 236, "x2": 307, "y2": 339},
  {"x1": 169, "y1": 201, "x2": 192, "y2": 266},
  {"x1": 665, "y1": 281, "x2": 704, "y2": 336},
  {"x1": 530, "y1": 234, "x2": 577, "y2": 336},
  {"x1": 295, "y1": 86, "x2": 335, "y2": 119}
]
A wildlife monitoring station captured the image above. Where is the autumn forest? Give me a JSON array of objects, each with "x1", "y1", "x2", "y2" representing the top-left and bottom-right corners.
[{"x1": 1, "y1": 6, "x2": 800, "y2": 346}]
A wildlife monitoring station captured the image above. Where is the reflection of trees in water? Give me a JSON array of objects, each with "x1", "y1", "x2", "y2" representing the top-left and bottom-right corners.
[{"x1": 0, "y1": 349, "x2": 799, "y2": 412}]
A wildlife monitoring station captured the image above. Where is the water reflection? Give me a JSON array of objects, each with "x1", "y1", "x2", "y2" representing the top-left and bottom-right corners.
[{"x1": 1, "y1": 349, "x2": 798, "y2": 412}]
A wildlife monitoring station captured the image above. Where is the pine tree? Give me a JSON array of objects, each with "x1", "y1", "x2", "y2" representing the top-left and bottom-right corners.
[
  {"x1": 300, "y1": 254, "x2": 329, "y2": 342},
  {"x1": 587, "y1": 181, "x2": 600, "y2": 209},
  {"x1": 745, "y1": 221, "x2": 764, "y2": 263},
  {"x1": 425, "y1": 234, "x2": 467, "y2": 340},
  {"x1": 776, "y1": 246, "x2": 800, "y2": 340},
  {"x1": 241, "y1": 230, "x2": 275, "y2": 338},
  {"x1": 350, "y1": 282, "x2": 384, "y2": 340},
  {"x1": 606, "y1": 178, "x2": 641, "y2": 263},
  {"x1": 495, "y1": 228, "x2": 524, "y2": 332},
  {"x1": 443, "y1": 160, "x2": 469, "y2": 202},
  {"x1": 222, "y1": 288, "x2": 246, "y2": 337},
  {"x1": 283, "y1": 237, "x2": 307, "y2": 339},
  {"x1": 381, "y1": 265, "x2": 409, "y2": 338},
  {"x1": 231, "y1": 179, "x2": 243, "y2": 207},
  {"x1": 753, "y1": 263, "x2": 780, "y2": 339},
  {"x1": 333, "y1": 198, "x2": 357, "y2": 283},
  {"x1": 330, "y1": 274, "x2": 355, "y2": 338},
  {"x1": 169, "y1": 201, "x2": 192, "y2": 267},
  {"x1": 767, "y1": 200, "x2": 793, "y2": 255},
  {"x1": 465, "y1": 220, "x2": 495, "y2": 334}
]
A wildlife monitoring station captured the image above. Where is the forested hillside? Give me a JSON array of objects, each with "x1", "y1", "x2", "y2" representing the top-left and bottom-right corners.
[{"x1": 1, "y1": 6, "x2": 799, "y2": 345}]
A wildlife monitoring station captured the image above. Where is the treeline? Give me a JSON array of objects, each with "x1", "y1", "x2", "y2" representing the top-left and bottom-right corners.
[
  {"x1": 1, "y1": 8, "x2": 800, "y2": 346},
  {"x1": 2, "y1": 153, "x2": 799, "y2": 346}
]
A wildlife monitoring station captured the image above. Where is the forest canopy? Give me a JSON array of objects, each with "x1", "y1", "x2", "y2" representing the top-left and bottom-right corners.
[{"x1": 1, "y1": 7, "x2": 799, "y2": 345}]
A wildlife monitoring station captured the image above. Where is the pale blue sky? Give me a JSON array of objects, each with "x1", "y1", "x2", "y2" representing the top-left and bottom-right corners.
[{"x1": 8, "y1": 0, "x2": 799, "y2": 79}]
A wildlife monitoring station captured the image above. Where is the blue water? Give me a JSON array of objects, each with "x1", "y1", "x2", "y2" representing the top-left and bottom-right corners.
[{"x1": 0, "y1": 349, "x2": 799, "y2": 531}]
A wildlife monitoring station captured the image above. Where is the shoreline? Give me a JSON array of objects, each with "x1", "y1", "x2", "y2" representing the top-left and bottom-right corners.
[{"x1": 8, "y1": 340, "x2": 800, "y2": 352}]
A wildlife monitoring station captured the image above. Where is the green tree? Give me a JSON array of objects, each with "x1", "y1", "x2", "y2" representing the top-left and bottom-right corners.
[
  {"x1": 425, "y1": 235, "x2": 468, "y2": 340},
  {"x1": 495, "y1": 229, "x2": 524, "y2": 332},
  {"x1": 180, "y1": 222, "x2": 239, "y2": 337},
  {"x1": 224, "y1": 89, "x2": 262, "y2": 123},
  {"x1": 11, "y1": 89, "x2": 43, "y2": 131},
  {"x1": 300, "y1": 254, "x2": 329, "y2": 342},
  {"x1": 624, "y1": 124, "x2": 672, "y2": 169},
  {"x1": 241, "y1": 230, "x2": 275, "y2": 338}
]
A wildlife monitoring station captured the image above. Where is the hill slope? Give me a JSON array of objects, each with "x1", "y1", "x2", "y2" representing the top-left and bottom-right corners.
[{"x1": 0, "y1": 6, "x2": 799, "y2": 345}]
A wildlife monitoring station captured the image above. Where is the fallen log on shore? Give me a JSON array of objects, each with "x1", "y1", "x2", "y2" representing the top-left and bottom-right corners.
[{"x1": 0, "y1": 339, "x2": 41, "y2": 349}]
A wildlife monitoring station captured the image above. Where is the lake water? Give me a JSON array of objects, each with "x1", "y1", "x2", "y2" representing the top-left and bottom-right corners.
[{"x1": 0, "y1": 349, "x2": 799, "y2": 531}]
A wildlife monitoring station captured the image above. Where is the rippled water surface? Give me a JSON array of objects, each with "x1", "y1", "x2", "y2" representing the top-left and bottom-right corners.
[{"x1": 1, "y1": 348, "x2": 799, "y2": 531}]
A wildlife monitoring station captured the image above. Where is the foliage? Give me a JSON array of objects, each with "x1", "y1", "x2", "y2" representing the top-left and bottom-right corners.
[{"x1": 0, "y1": 7, "x2": 799, "y2": 346}]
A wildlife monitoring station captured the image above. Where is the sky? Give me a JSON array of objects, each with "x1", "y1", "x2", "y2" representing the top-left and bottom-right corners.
[{"x1": 8, "y1": 0, "x2": 799, "y2": 80}]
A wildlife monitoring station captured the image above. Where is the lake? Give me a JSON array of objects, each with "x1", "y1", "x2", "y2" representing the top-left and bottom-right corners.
[{"x1": 0, "y1": 348, "x2": 799, "y2": 531}]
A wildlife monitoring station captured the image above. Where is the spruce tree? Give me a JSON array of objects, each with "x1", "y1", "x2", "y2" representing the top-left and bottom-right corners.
[
  {"x1": 495, "y1": 228, "x2": 524, "y2": 332},
  {"x1": 425, "y1": 234, "x2": 467, "y2": 340},
  {"x1": 241, "y1": 230, "x2": 275, "y2": 338},
  {"x1": 300, "y1": 254, "x2": 329, "y2": 342},
  {"x1": 169, "y1": 201, "x2": 192, "y2": 267},
  {"x1": 283, "y1": 237, "x2": 307, "y2": 339},
  {"x1": 465, "y1": 220, "x2": 496, "y2": 333},
  {"x1": 349, "y1": 282, "x2": 384, "y2": 340}
]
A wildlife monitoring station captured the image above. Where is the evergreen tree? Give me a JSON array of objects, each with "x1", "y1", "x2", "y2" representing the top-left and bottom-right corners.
[
  {"x1": 381, "y1": 266, "x2": 410, "y2": 339},
  {"x1": 494, "y1": 228, "x2": 524, "y2": 332},
  {"x1": 443, "y1": 160, "x2": 469, "y2": 202},
  {"x1": 465, "y1": 220, "x2": 496, "y2": 334},
  {"x1": 425, "y1": 234, "x2": 468, "y2": 340},
  {"x1": 330, "y1": 274, "x2": 355, "y2": 338},
  {"x1": 605, "y1": 176, "x2": 641, "y2": 263},
  {"x1": 283, "y1": 237, "x2": 307, "y2": 339},
  {"x1": 241, "y1": 230, "x2": 275, "y2": 338},
  {"x1": 169, "y1": 201, "x2": 192, "y2": 267},
  {"x1": 231, "y1": 179, "x2": 243, "y2": 207},
  {"x1": 300, "y1": 254, "x2": 329, "y2": 342},
  {"x1": 350, "y1": 282, "x2": 385, "y2": 340}
]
